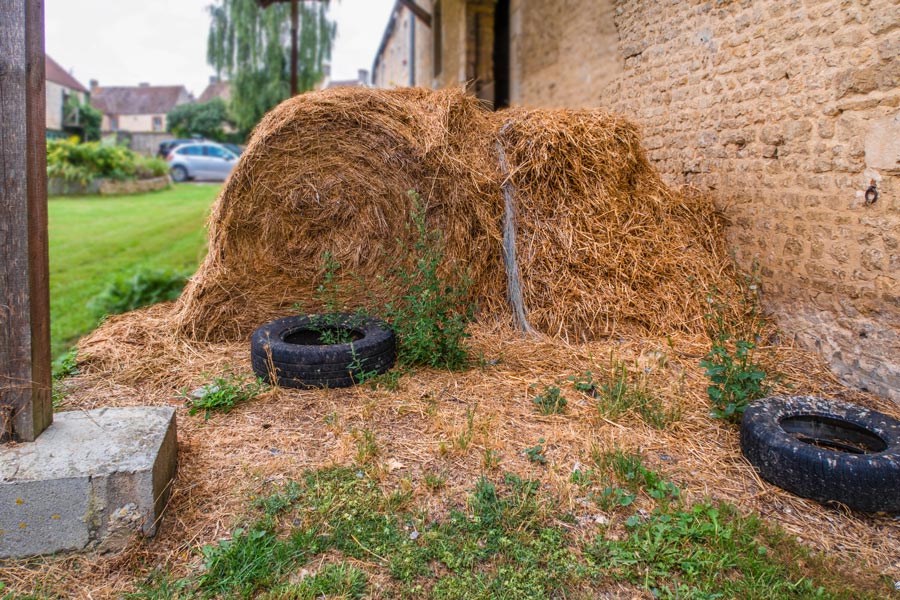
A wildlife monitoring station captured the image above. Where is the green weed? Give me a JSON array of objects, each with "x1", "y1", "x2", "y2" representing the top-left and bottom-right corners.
[
  {"x1": 355, "y1": 429, "x2": 379, "y2": 464},
  {"x1": 260, "y1": 563, "x2": 368, "y2": 600},
  {"x1": 89, "y1": 267, "x2": 188, "y2": 318},
  {"x1": 594, "y1": 359, "x2": 679, "y2": 429},
  {"x1": 530, "y1": 384, "x2": 567, "y2": 415},
  {"x1": 701, "y1": 275, "x2": 771, "y2": 422},
  {"x1": 385, "y1": 191, "x2": 472, "y2": 370},
  {"x1": 523, "y1": 439, "x2": 548, "y2": 465},
  {"x1": 181, "y1": 371, "x2": 268, "y2": 419},
  {"x1": 121, "y1": 466, "x2": 889, "y2": 600}
]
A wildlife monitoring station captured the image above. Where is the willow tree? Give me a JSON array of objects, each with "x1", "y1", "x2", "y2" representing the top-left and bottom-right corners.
[{"x1": 207, "y1": 0, "x2": 335, "y2": 134}]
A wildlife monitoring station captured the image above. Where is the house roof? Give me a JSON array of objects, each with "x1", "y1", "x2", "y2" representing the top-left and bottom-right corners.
[
  {"x1": 45, "y1": 55, "x2": 88, "y2": 93},
  {"x1": 91, "y1": 85, "x2": 190, "y2": 115},
  {"x1": 325, "y1": 79, "x2": 367, "y2": 89},
  {"x1": 198, "y1": 80, "x2": 231, "y2": 103}
]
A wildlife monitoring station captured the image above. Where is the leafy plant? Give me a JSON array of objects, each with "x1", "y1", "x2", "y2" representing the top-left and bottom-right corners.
[
  {"x1": 700, "y1": 277, "x2": 771, "y2": 423},
  {"x1": 89, "y1": 267, "x2": 188, "y2": 317},
  {"x1": 181, "y1": 371, "x2": 268, "y2": 419},
  {"x1": 524, "y1": 439, "x2": 548, "y2": 465},
  {"x1": 46, "y1": 138, "x2": 156, "y2": 184},
  {"x1": 385, "y1": 191, "x2": 472, "y2": 370},
  {"x1": 531, "y1": 384, "x2": 567, "y2": 414}
]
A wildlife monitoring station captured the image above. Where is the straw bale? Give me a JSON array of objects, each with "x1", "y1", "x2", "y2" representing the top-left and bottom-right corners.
[
  {"x1": 174, "y1": 86, "x2": 734, "y2": 343},
  {"x1": 173, "y1": 86, "x2": 503, "y2": 341}
]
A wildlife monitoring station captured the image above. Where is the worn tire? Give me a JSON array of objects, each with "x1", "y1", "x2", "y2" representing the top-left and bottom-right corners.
[
  {"x1": 250, "y1": 313, "x2": 396, "y2": 389},
  {"x1": 740, "y1": 395, "x2": 900, "y2": 513}
]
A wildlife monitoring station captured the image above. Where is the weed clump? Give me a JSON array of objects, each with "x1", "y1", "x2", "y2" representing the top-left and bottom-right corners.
[
  {"x1": 89, "y1": 267, "x2": 188, "y2": 318},
  {"x1": 701, "y1": 273, "x2": 771, "y2": 422},
  {"x1": 385, "y1": 191, "x2": 472, "y2": 371},
  {"x1": 181, "y1": 371, "x2": 268, "y2": 419}
]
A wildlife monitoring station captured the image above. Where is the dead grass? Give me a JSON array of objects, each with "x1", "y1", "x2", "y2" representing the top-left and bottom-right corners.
[{"x1": 4, "y1": 312, "x2": 898, "y2": 598}]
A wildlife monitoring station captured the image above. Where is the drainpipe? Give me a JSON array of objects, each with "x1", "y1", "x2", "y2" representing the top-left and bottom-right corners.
[{"x1": 409, "y1": 11, "x2": 416, "y2": 86}]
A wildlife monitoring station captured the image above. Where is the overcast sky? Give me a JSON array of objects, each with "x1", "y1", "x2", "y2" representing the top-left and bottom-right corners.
[{"x1": 45, "y1": 0, "x2": 395, "y2": 97}]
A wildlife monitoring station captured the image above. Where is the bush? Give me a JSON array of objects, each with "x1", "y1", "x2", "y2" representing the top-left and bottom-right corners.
[
  {"x1": 89, "y1": 267, "x2": 189, "y2": 317},
  {"x1": 46, "y1": 138, "x2": 164, "y2": 184},
  {"x1": 385, "y1": 191, "x2": 472, "y2": 370}
]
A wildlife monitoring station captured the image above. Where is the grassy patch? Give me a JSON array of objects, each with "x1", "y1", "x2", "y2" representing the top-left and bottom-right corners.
[
  {"x1": 181, "y1": 370, "x2": 269, "y2": 419},
  {"x1": 128, "y1": 463, "x2": 890, "y2": 599},
  {"x1": 49, "y1": 184, "x2": 216, "y2": 358}
]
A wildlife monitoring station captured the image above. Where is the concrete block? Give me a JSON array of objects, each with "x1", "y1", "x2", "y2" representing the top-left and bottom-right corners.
[{"x1": 0, "y1": 406, "x2": 177, "y2": 558}]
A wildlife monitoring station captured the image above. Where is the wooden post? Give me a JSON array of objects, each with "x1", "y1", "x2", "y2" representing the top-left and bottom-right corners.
[
  {"x1": 0, "y1": 0, "x2": 52, "y2": 442},
  {"x1": 290, "y1": 0, "x2": 299, "y2": 96}
]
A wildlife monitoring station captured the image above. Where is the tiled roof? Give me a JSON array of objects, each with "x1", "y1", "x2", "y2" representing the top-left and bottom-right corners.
[
  {"x1": 91, "y1": 85, "x2": 190, "y2": 115},
  {"x1": 198, "y1": 81, "x2": 231, "y2": 103},
  {"x1": 45, "y1": 55, "x2": 88, "y2": 93}
]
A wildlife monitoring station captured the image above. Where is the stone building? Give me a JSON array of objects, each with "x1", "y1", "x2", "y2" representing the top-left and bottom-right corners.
[
  {"x1": 90, "y1": 82, "x2": 193, "y2": 155},
  {"x1": 44, "y1": 55, "x2": 90, "y2": 139},
  {"x1": 372, "y1": 0, "x2": 900, "y2": 402}
]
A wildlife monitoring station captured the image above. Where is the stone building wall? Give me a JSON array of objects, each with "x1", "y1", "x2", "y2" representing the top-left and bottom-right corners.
[
  {"x1": 374, "y1": 0, "x2": 900, "y2": 400},
  {"x1": 512, "y1": 0, "x2": 900, "y2": 401},
  {"x1": 373, "y1": 2, "x2": 434, "y2": 89}
]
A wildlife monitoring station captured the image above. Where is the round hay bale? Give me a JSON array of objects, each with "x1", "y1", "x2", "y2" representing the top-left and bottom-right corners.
[{"x1": 173, "y1": 86, "x2": 736, "y2": 343}]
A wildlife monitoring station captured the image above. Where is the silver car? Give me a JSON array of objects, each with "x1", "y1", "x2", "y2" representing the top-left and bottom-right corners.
[{"x1": 166, "y1": 142, "x2": 239, "y2": 182}]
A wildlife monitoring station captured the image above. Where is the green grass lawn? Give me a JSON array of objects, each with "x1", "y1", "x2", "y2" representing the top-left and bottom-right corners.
[{"x1": 49, "y1": 184, "x2": 218, "y2": 359}]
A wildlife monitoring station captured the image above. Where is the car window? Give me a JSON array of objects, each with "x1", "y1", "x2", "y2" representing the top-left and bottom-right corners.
[
  {"x1": 205, "y1": 145, "x2": 230, "y2": 159},
  {"x1": 179, "y1": 145, "x2": 203, "y2": 156}
]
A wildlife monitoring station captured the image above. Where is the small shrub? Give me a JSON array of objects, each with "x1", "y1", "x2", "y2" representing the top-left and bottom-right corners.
[
  {"x1": 701, "y1": 276, "x2": 771, "y2": 423},
  {"x1": 524, "y1": 439, "x2": 548, "y2": 464},
  {"x1": 181, "y1": 371, "x2": 268, "y2": 419},
  {"x1": 89, "y1": 267, "x2": 188, "y2": 317},
  {"x1": 46, "y1": 138, "x2": 152, "y2": 184},
  {"x1": 385, "y1": 191, "x2": 471, "y2": 370},
  {"x1": 531, "y1": 384, "x2": 567, "y2": 414}
]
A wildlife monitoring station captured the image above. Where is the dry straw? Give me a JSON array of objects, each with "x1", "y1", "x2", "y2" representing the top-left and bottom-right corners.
[
  {"x1": 173, "y1": 86, "x2": 736, "y2": 342},
  {"x1": 8, "y1": 87, "x2": 897, "y2": 597}
]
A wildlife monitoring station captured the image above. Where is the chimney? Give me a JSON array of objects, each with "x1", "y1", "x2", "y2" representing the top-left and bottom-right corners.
[
  {"x1": 358, "y1": 69, "x2": 369, "y2": 84},
  {"x1": 139, "y1": 82, "x2": 150, "y2": 87},
  {"x1": 209, "y1": 75, "x2": 219, "y2": 84},
  {"x1": 89, "y1": 79, "x2": 98, "y2": 91}
]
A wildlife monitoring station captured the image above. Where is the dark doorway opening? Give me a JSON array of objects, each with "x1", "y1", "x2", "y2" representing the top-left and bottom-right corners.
[{"x1": 493, "y1": 0, "x2": 511, "y2": 109}]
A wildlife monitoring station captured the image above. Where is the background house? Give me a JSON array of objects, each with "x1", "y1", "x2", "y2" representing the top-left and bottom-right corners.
[
  {"x1": 197, "y1": 76, "x2": 231, "y2": 103},
  {"x1": 44, "y1": 55, "x2": 90, "y2": 139},
  {"x1": 372, "y1": 0, "x2": 900, "y2": 403},
  {"x1": 90, "y1": 82, "x2": 193, "y2": 155}
]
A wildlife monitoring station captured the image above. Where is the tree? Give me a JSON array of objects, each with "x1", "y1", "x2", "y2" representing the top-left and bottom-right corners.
[
  {"x1": 167, "y1": 98, "x2": 232, "y2": 141},
  {"x1": 207, "y1": 0, "x2": 335, "y2": 134}
]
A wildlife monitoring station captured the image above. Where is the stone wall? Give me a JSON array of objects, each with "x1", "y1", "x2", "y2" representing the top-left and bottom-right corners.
[
  {"x1": 372, "y1": 2, "x2": 434, "y2": 89},
  {"x1": 509, "y1": 0, "x2": 900, "y2": 401},
  {"x1": 375, "y1": 0, "x2": 900, "y2": 400}
]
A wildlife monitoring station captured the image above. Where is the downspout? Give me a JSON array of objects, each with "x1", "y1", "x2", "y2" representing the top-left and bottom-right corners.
[{"x1": 409, "y1": 11, "x2": 416, "y2": 86}]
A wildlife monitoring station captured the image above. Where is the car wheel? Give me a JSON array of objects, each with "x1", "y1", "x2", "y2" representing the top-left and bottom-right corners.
[
  {"x1": 250, "y1": 313, "x2": 396, "y2": 389},
  {"x1": 170, "y1": 165, "x2": 188, "y2": 183},
  {"x1": 740, "y1": 395, "x2": 900, "y2": 513}
]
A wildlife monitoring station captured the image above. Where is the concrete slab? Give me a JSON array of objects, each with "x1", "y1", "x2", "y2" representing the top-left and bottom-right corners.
[{"x1": 0, "y1": 406, "x2": 177, "y2": 558}]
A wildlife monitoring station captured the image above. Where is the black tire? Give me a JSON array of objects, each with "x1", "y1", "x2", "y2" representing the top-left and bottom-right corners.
[
  {"x1": 250, "y1": 313, "x2": 396, "y2": 389},
  {"x1": 170, "y1": 165, "x2": 189, "y2": 183},
  {"x1": 740, "y1": 395, "x2": 900, "y2": 513}
]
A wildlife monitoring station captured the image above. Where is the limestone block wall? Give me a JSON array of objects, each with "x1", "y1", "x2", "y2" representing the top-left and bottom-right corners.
[{"x1": 510, "y1": 0, "x2": 900, "y2": 401}]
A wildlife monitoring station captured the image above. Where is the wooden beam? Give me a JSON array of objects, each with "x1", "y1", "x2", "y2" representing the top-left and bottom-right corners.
[
  {"x1": 0, "y1": 0, "x2": 52, "y2": 442},
  {"x1": 397, "y1": 0, "x2": 432, "y2": 27}
]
